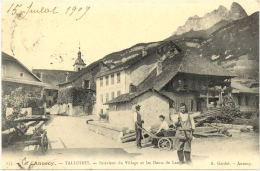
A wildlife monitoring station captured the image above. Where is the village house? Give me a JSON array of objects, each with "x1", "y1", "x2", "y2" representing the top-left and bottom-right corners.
[
  {"x1": 32, "y1": 69, "x2": 75, "y2": 108},
  {"x1": 95, "y1": 41, "x2": 181, "y2": 114},
  {"x1": 105, "y1": 42, "x2": 234, "y2": 129},
  {"x1": 231, "y1": 80, "x2": 259, "y2": 113},
  {"x1": 55, "y1": 48, "x2": 110, "y2": 115},
  {"x1": 1, "y1": 52, "x2": 52, "y2": 115}
]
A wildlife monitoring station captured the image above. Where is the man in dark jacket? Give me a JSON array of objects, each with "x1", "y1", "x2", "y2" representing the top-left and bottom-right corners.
[{"x1": 134, "y1": 105, "x2": 143, "y2": 148}]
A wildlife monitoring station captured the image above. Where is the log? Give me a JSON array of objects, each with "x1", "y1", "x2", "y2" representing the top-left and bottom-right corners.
[
  {"x1": 121, "y1": 135, "x2": 136, "y2": 143},
  {"x1": 13, "y1": 116, "x2": 49, "y2": 123},
  {"x1": 25, "y1": 121, "x2": 45, "y2": 135},
  {"x1": 121, "y1": 132, "x2": 136, "y2": 140},
  {"x1": 195, "y1": 127, "x2": 218, "y2": 133},
  {"x1": 193, "y1": 132, "x2": 225, "y2": 137},
  {"x1": 2, "y1": 128, "x2": 16, "y2": 135}
]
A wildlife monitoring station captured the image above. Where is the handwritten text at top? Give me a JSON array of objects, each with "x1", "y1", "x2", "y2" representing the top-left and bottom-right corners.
[{"x1": 6, "y1": 2, "x2": 91, "y2": 21}]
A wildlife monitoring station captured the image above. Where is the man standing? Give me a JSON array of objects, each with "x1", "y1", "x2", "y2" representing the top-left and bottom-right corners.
[
  {"x1": 134, "y1": 105, "x2": 143, "y2": 149},
  {"x1": 175, "y1": 103, "x2": 195, "y2": 164}
]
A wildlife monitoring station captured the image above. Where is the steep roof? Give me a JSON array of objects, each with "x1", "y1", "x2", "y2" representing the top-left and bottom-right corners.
[
  {"x1": 232, "y1": 80, "x2": 259, "y2": 94},
  {"x1": 137, "y1": 47, "x2": 235, "y2": 91},
  {"x1": 59, "y1": 60, "x2": 108, "y2": 86},
  {"x1": 73, "y1": 57, "x2": 86, "y2": 66},
  {"x1": 2, "y1": 52, "x2": 42, "y2": 82},
  {"x1": 105, "y1": 88, "x2": 172, "y2": 104},
  {"x1": 97, "y1": 41, "x2": 170, "y2": 78},
  {"x1": 32, "y1": 69, "x2": 75, "y2": 87}
]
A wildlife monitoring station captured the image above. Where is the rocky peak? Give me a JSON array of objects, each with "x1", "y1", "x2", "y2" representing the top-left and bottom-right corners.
[
  {"x1": 174, "y1": 2, "x2": 247, "y2": 35},
  {"x1": 229, "y1": 2, "x2": 248, "y2": 20}
]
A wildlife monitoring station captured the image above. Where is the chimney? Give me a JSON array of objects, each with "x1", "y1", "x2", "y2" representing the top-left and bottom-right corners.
[
  {"x1": 142, "y1": 48, "x2": 147, "y2": 57},
  {"x1": 129, "y1": 83, "x2": 137, "y2": 93},
  {"x1": 65, "y1": 72, "x2": 70, "y2": 82},
  {"x1": 156, "y1": 60, "x2": 163, "y2": 76}
]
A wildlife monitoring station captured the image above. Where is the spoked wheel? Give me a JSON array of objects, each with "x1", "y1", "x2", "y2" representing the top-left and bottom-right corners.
[
  {"x1": 158, "y1": 138, "x2": 172, "y2": 151},
  {"x1": 40, "y1": 131, "x2": 48, "y2": 153}
]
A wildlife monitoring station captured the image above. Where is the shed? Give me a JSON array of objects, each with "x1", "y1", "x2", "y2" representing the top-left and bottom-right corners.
[{"x1": 106, "y1": 89, "x2": 173, "y2": 129}]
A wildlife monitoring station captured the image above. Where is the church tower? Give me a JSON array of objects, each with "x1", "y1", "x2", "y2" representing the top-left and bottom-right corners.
[{"x1": 73, "y1": 45, "x2": 86, "y2": 72}]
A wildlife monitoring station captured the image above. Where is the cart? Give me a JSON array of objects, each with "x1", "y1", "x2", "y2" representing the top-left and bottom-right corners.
[
  {"x1": 138, "y1": 125, "x2": 177, "y2": 151},
  {"x1": 2, "y1": 116, "x2": 50, "y2": 153}
]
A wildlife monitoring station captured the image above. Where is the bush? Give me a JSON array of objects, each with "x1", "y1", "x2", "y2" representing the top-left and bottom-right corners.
[
  {"x1": 2, "y1": 87, "x2": 43, "y2": 130},
  {"x1": 57, "y1": 87, "x2": 95, "y2": 106}
]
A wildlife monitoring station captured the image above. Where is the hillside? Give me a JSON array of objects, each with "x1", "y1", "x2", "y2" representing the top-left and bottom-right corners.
[
  {"x1": 201, "y1": 12, "x2": 259, "y2": 79},
  {"x1": 99, "y1": 3, "x2": 258, "y2": 81}
]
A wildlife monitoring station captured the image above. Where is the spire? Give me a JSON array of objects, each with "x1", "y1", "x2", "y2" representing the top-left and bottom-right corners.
[
  {"x1": 73, "y1": 42, "x2": 86, "y2": 71},
  {"x1": 78, "y1": 42, "x2": 81, "y2": 58}
]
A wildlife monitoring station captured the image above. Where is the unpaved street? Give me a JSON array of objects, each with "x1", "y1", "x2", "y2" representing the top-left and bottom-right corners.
[{"x1": 2, "y1": 116, "x2": 260, "y2": 169}]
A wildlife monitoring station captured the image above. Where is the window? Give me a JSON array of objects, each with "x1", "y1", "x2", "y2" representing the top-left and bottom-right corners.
[
  {"x1": 106, "y1": 76, "x2": 109, "y2": 86},
  {"x1": 100, "y1": 94, "x2": 103, "y2": 104},
  {"x1": 2, "y1": 65, "x2": 6, "y2": 76},
  {"x1": 117, "y1": 72, "x2": 120, "y2": 83},
  {"x1": 111, "y1": 92, "x2": 115, "y2": 99},
  {"x1": 20, "y1": 72, "x2": 24, "y2": 77},
  {"x1": 245, "y1": 95, "x2": 249, "y2": 106},
  {"x1": 111, "y1": 74, "x2": 114, "y2": 85},
  {"x1": 117, "y1": 91, "x2": 121, "y2": 97},
  {"x1": 100, "y1": 77, "x2": 103, "y2": 87},
  {"x1": 237, "y1": 95, "x2": 241, "y2": 105},
  {"x1": 191, "y1": 100, "x2": 194, "y2": 111},
  {"x1": 83, "y1": 80, "x2": 90, "y2": 89},
  {"x1": 106, "y1": 93, "x2": 109, "y2": 102}
]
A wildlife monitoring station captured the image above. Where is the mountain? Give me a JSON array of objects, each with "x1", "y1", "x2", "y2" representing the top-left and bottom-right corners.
[
  {"x1": 165, "y1": 19, "x2": 230, "y2": 41},
  {"x1": 200, "y1": 12, "x2": 259, "y2": 80},
  {"x1": 174, "y1": 2, "x2": 248, "y2": 36},
  {"x1": 100, "y1": 3, "x2": 258, "y2": 81}
]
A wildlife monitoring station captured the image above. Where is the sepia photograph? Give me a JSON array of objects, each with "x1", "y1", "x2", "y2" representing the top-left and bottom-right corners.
[{"x1": 1, "y1": 0, "x2": 259, "y2": 169}]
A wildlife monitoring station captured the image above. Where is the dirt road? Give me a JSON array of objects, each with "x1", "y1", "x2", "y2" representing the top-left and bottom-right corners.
[{"x1": 2, "y1": 115, "x2": 260, "y2": 169}]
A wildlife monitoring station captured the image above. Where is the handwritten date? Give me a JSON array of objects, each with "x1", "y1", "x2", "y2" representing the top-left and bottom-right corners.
[{"x1": 7, "y1": 2, "x2": 90, "y2": 21}]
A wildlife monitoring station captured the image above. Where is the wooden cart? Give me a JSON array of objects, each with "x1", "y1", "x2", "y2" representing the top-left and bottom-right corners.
[
  {"x1": 138, "y1": 125, "x2": 177, "y2": 151},
  {"x1": 2, "y1": 116, "x2": 50, "y2": 153}
]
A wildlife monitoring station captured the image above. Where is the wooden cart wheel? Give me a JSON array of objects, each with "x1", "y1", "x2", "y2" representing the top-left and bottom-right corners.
[
  {"x1": 158, "y1": 138, "x2": 172, "y2": 151},
  {"x1": 40, "y1": 132, "x2": 48, "y2": 153}
]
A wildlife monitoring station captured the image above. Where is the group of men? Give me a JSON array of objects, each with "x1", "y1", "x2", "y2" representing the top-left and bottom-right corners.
[{"x1": 133, "y1": 103, "x2": 196, "y2": 164}]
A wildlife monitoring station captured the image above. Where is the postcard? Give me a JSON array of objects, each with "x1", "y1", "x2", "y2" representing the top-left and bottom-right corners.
[{"x1": 1, "y1": 0, "x2": 259, "y2": 169}]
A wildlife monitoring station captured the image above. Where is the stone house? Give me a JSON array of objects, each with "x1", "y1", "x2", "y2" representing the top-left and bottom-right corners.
[
  {"x1": 57, "y1": 48, "x2": 110, "y2": 115},
  {"x1": 96, "y1": 41, "x2": 181, "y2": 114},
  {"x1": 106, "y1": 89, "x2": 173, "y2": 129},
  {"x1": 105, "y1": 42, "x2": 234, "y2": 129},
  {"x1": 1, "y1": 52, "x2": 50, "y2": 115},
  {"x1": 231, "y1": 80, "x2": 259, "y2": 113}
]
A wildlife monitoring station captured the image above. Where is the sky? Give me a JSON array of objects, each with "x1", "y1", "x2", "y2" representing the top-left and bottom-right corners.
[{"x1": 1, "y1": 0, "x2": 259, "y2": 71}]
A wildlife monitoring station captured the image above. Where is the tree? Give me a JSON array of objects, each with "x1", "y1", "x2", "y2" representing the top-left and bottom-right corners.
[{"x1": 2, "y1": 87, "x2": 43, "y2": 129}]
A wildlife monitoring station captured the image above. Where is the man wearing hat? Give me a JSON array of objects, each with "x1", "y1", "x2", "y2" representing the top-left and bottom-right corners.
[{"x1": 134, "y1": 105, "x2": 143, "y2": 148}]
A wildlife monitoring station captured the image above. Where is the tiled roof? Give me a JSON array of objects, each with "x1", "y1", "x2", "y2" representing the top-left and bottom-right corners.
[
  {"x1": 105, "y1": 89, "x2": 172, "y2": 104},
  {"x1": 59, "y1": 60, "x2": 108, "y2": 85},
  {"x1": 232, "y1": 81, "x2": 259, "y2": 94},
  {"x1": 137, "y1": 47, "x2": 235, "y2": 91},
  {"x1": 32, "y1": 69, "x2": 74, "y2": 87}
]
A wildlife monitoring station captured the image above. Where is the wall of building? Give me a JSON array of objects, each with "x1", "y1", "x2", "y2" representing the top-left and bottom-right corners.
[
  {"x1": 2, "y1": 60, "x2": 39, "y2": 82},
  {"x1": 233, "y1": 93, "x2": 258, "y2": 112},
  {"x1": 161, "y1": 91, "x2": 199, "y2": 112},
  {"x1": 96, "y1": 70, "x2": 128, "y2": 114},
  {"x1": 108, "y1": 91, "x2": 170, "y2": 130}
]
